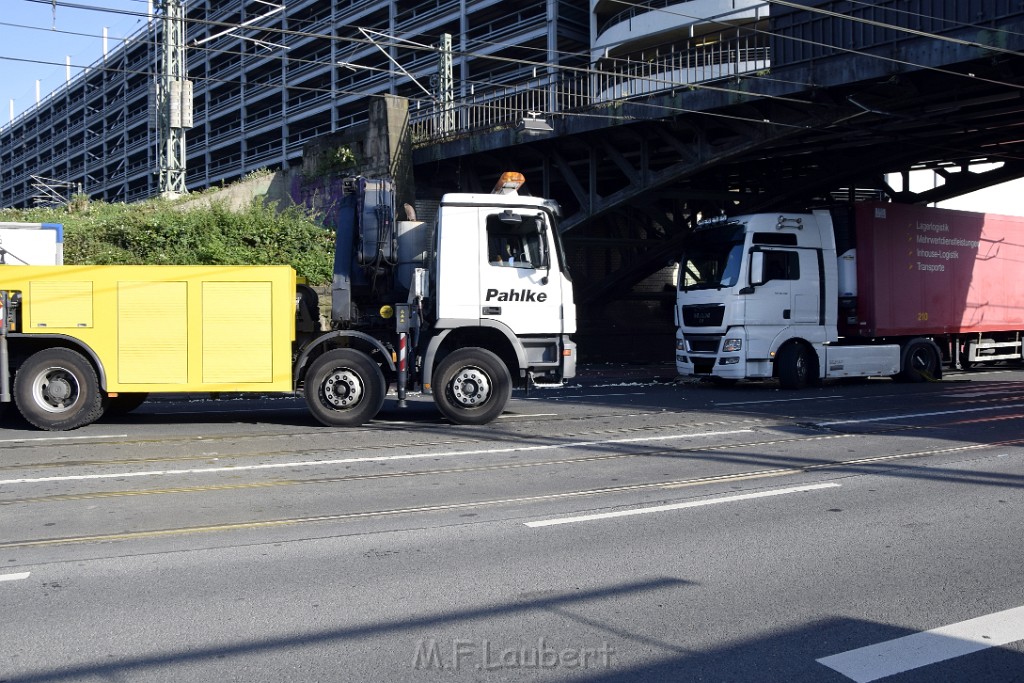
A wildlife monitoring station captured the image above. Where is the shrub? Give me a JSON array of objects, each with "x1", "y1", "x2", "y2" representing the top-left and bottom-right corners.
[{"x1": 0, "y1": 196, "x2": 335, "y2": 286}]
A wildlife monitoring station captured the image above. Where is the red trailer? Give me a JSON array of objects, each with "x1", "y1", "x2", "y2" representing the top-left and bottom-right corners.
[{"x1": 842, "y1": 202, "x2": 1024, "y2": 366}]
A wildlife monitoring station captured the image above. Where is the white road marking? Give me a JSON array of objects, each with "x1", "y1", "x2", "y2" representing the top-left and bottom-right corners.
[
  {"x1": 0, "y1": 572, "x2": 31, "y2": 582},
  {"x1": 526, "y1": 392, "x2": 648, "y2": 401},
  {"x1": 817, "y1": 605, "x2": 1024, "y2": 683},
  {"x1": 524, "y1": 482, "x2": 840, "y2": 527},
  {"x1": 716, "y1": 395, "x2": 843, "y2": 406},
  {"x1": 0, "y1": 434, "x2": 128, "y2": 444},
  {"x1": 818, "y1": 403, "x2": 1024, "y2": 427},
  {"x1": 0, "y1": 428, "x2": 754, "y2": 486},
  {"x1": 498, "y1": 413, "x2": 559, "y2": 418}
]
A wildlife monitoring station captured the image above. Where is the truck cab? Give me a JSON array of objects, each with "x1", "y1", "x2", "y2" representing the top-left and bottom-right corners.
[
  {"x1": 675, "y1": 207, "x2": 937, "y2": 388},
  {"x1": 676, "y1": 212, "x2": 836, "y2": 384}
]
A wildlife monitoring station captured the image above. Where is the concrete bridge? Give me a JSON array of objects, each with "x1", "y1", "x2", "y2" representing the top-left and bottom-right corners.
[{"x1": 406, "y1": 1, "x2": 1024, "y2": 360}]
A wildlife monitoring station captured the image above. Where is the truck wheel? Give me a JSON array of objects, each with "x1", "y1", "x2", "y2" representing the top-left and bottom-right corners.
[
  {"x1": 13, "y1": 348, "x2": 105, "y2": 431},
  {"x1": 899, "y1": 340, "x2": 940, "y2": 382},
  {"x1": 304, "y1": 349, "x2": 385, "y2": 427},
  {"x1": 777, "y1": 343, "x2": 814, "y2": 390},
  {"x1": 103, "y1": 392, "x2": 149, "y2": 417},
  {"x1": 434, "y1": 348, "x2": 512, "y2": 425}
]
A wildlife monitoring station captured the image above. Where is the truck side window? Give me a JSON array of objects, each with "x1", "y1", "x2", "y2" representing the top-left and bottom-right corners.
[
  {"x1": 487, "y1": 214, "x2": 548, "y2": 269},
  {"x1": 763, "y1": 250, "x2": 799, "y2": 281}
]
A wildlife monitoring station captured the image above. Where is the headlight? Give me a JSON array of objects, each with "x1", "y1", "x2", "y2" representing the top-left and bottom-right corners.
[
  {"x1": 675, "y1": 339, "x2": 686, "y2": 351},
  {"x1": 723, "y1": 338, "x2": 742, "y2": 352}
]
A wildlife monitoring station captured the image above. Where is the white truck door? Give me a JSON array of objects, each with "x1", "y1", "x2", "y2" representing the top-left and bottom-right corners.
[
  {"x1": 792, "y1": 249, "x2": 821, "y2": 323},
  {"x1": 479, "y1": 209, "x2": 562, "y2": 335},
  {"x1": 746, "y1": 248, "x2": 801, "y2": 326},
  {"x1": 435, "y1": 205, "x2": 482, "y2": 322}
]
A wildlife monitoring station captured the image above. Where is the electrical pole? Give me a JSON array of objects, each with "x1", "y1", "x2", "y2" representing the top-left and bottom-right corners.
[
  {"x1": 157, "y1": 0, "x2": 191, "y2": 197},
  {"x1": 438, "y1": 33, "x2": 453, "y2": 136}
]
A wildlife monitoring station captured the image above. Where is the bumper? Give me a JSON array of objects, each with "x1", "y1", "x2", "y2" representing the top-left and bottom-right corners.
[
  {"x1": 675, "y1": 331, "x2": 772, "y2": 379},
  {"x1": 561, "y1": 336, "x2": 577, "y2": 379}
]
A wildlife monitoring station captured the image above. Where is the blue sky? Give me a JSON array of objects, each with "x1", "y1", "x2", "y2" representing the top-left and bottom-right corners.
[{"x1": 2, "y1": 0, "x2": 148, "y2": 122}]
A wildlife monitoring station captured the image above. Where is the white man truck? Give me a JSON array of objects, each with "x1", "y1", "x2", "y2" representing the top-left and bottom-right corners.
[
  {"x1": 0, "y1": 172, "x2": 576, "y2": 430},
  {"x1": 675, "y1": 201, "x2": 1024, "y2": 388}
]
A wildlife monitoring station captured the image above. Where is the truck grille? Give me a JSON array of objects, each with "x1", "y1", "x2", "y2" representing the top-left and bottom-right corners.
[
  {"x1": 683, "y1": 304, "x2": 725, "y2": 327},
  {"x1": 685, "y1": 335, "x2": 722, "y2": 353}
]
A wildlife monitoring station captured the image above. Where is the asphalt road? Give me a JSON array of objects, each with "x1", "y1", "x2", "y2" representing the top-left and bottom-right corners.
[{"x1": 1, "y1": 364, "x2": 1023, "y2": 682}]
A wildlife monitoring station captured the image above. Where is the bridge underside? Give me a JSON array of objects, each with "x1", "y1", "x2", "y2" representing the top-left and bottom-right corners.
[{"x1": 413, "y1": 46, "x2": 1024, "y2": 361}]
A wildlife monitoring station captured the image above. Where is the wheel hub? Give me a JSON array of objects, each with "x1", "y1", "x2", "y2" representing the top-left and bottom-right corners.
[
  {"x1": 450, "y1": 367, "x2": 491, "y2": 406},
  {"x1": 34, "y1": 368, "x2": 79, "y2": 412},
  {"x1": 322, "y1": 369, "x2": 363, "y2": 408},
  {"x1": 45, "y1": 378, "x2": 73, "y2": 402}
]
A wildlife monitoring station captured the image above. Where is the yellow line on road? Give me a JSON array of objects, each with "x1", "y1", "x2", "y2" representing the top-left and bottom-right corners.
[
  {"x1": 5, "y1": 434, "x2": 1019, "y2": 550},
  {"x1": 0, "y1": 432, "x2": 847, "y2": 506},
  {"x1": 0, "y1": 465, "x2": 806, "y2": 549}
]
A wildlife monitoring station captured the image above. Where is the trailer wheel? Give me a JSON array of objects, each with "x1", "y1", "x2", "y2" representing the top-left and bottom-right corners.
[
  {"x1": 304, "y1": 349, "x2": 385, "y2": 427},
  {"x1": 777, "y1": 343, "x2": 815, "y2": 390},
  {"x1": 434, "y1": 348, "x2": 512, "y2": 425},
  {"x1": 899, "y1": 339, "x2": 941, "y2": 382},
  {"x1": 13, "y1": 348, "x2": 105, "y2": 431}
]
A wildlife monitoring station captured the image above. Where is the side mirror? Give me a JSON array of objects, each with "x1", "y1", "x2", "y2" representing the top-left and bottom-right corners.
[{"x1": 749, "y1": 251, "x2": 765, "y2": 286}]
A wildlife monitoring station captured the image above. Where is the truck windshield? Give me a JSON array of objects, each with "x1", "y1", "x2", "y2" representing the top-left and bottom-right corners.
[{"x1": 679, "y1": 226, "x2": 745, "y2": 291}]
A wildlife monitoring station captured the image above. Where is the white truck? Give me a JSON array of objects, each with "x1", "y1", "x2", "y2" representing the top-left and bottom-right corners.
[
  {"x1": 0, "y1": 172, "x2": 577, "y2": 430},
  {"x1": 0, "y1": 222, "x2": 64, "y2": 265},
  {"x1": 675, "y1": 202, "x2": 1024, "y2": 387}
]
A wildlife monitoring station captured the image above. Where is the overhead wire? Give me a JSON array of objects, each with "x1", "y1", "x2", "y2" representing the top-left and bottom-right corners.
[
  {"x1": 15, "y1": 0, "x2": 1024, "y2": 110},
  {"x1": 4, "y1": 0, "x2": 1024, "y2": 166},
  {"x1": 21, "y1": 0, "x2": 814, "y2": 107},
  {"x1": 5, "y1": 0, "x2": 822, "y2": 133},
  {"x1": 588, "y1": 0, "x2": 1024, "y2": 166},
  {"x1": 22, "y1": 0, "x2": 1024, "y2": 88},
  {"x1": 604, "y1": 0, "x2": 1024, "y2": 92},
  {"x1": 834, "y1": 0, "x2": 1024, "y2": 38},
  {"x1": 763, "y1": 0, "x2": 1024, "y2": 57}
]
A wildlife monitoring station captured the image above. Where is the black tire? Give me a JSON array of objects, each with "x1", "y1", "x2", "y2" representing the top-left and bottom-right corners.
[
  {"x1": 13, "y1": 348, "x2": 104, "y2": 431},
  {"x1": 958, "y1": 341, "x2": 977, "y2": 370},
  {"x1": 899, "y1": 339, "x2": 941, "y2": 382},
  {"x1": 304, "y1": 349, "x2": 385, "y2": 427},
  {"x1": 434, "y1": 348, "x2": 512, "y2": 425},
  {"x1": 103, "y1": 392, "x2": 149, "y2": 417},
  {"x1": 776, "y1": 343, "x2": 814, "y2": 390}
]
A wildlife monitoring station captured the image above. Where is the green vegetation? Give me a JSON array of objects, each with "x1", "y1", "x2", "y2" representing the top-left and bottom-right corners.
[{"x1": 0, "y1": 195, "x2": 335, "y2": 286}]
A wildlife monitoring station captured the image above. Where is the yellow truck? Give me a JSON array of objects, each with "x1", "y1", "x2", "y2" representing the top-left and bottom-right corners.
[
  {"x1": 0, "y1": 174, "x2": 577, "y2": 430},
  {"x1": 0, "y1": 265, "x2": 297, "y2": 430}
]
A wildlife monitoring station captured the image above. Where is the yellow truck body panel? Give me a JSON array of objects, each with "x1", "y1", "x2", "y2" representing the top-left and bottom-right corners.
[{"x1": 0, "y1": 265, "x2": 296, "y2": 393}]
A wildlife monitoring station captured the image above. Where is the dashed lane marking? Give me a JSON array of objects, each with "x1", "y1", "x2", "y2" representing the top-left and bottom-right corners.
[
  {"x1": 524, "y1": 482, "x2": 841, "y2": 527},
  {"x1": 0, "y1": 428, "x2": 755, "y2": 486}
]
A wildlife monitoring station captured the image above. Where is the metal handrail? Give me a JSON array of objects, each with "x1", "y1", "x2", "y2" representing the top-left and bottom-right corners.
[{"x1": 410, "y1": 36, "x2": 770, "y2": 145}]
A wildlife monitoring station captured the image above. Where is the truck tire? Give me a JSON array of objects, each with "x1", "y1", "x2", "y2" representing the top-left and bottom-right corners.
[
  {"x1": 899, "y1": 339, "x2": 940, "y2": 382},
  {"x1": 776, "y1": 343, "x2": 815, "y2": 390},
  {"x1": 434, "y1": 348, "x2": 512, "y2": 425},
  {"x1": 304, "y1": 349, "x2": 385, "y2": 427},
  {"x1": 14, "y1": 348, "x2": 105, "y2": 431}
]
